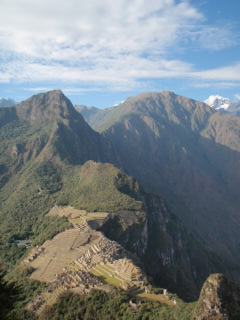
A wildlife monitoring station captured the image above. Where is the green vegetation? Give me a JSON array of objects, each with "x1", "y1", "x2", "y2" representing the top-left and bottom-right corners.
[
  {"x1": 31, "y1": 216, "x2": 71, "y2": 246},
  {"x1": 34, "y1": 161, "x2": 62, "y2": 194},
  {"x1": 39, "y1": 290, "x2": 197, "y2": 320},
  {"x1": 91, "y1": 265, "x2": 124, "y2": 287},
  {"x1": 0, "y1": 243, "x2": 27, "y2": 267},
  {"x1": 0, "y1": 264, "x2": 47, "y2": 320},
  {"x1": 0, "y1": 160, "x2": 71, "y2": 254},
  {"x1": 0, "y1": 117, "x2": 145, "y2": 317},
  {"x1": 61, "y1": 161, "x2": 143, "y2": 212},
  {"x1": 40, "y1": 290, "x2": 134, "y2": 320},
  {"x1": 0, "y1": 264, "x2": 17, "y2": 320},
  {"x1": 1, "y1": 158, "x2": 143, "y2": 260}
]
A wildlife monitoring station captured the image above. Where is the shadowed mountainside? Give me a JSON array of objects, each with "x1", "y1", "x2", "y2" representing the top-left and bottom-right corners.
[{"x1": 78, "y1": 92, "x2": 240, "y2": 268}]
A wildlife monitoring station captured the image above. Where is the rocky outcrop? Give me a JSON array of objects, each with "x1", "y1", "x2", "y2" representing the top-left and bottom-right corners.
[{"x1": 194, "y1": 274, "x2": 240, "y2": 319}]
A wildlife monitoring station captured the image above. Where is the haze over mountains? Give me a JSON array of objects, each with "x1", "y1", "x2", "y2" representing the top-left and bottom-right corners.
[
  {"x1": 0, "y1": 98, "x2": 17, "y2": 108},
  {"x1": 1, "y1": 89, "x2": 240, "y2": 318}
]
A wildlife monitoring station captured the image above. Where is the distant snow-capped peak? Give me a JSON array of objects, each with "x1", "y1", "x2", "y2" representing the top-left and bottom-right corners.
[{"x1": 204, "y1": 95, "x2": 231, "y2": 110}]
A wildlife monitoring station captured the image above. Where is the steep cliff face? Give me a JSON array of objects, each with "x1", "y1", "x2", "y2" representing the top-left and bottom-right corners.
[
  {"x1": 137, "y1": 194, "x2": 225, "y2": 301},
  {"x1": 194, "y1": 274, "x2": 240, "y2": 319},
  {"x1": 99, "y1": 190, "x2": 229, "y2": 301}
]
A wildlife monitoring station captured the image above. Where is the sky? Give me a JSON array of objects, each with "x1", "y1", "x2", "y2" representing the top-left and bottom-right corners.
[{"x1": 0, "y1": 0, "x2": 240, "y2": 108}]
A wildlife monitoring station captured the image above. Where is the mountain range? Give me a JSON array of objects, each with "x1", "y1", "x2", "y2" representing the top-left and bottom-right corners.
[
  {"x1": 1, "y1": 90, "x2": 240, "y2": 319},
  {"x1": 0, "y1": 98, "x2": 17, "y2": 108}
]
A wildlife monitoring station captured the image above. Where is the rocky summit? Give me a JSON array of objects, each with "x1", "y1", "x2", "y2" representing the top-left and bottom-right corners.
[{"x1": 194, "y1": 274, "x2": 240, "y2": 319}]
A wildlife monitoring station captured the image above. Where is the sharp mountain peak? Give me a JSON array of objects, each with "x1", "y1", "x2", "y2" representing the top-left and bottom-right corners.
[{"x1": 15, "y1": 89, "x2": 79, "y2": 124}]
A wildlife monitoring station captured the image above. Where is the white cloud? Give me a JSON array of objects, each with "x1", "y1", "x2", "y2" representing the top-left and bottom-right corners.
[
  {"x1": 0, "y1": 55, "x2": 195, "y2": 89},
  {"x1": 204, "y1": 95, "x2": 222, "y2": 105},
  {"x1": 0, "y1": 0, "x2": 239, "y2": 91},
  {"x1": 22, "y1": 87, "x2": 55, "y2": 93},
  {"x1": 0, "y1": 0, "x2": 202, "y2": 58},
  {"x1": 192, "y1": 81, "x2": 240, "y2": 90},
  {"x1": 195, "y1": 63, "x2": 240, "y2": 81}
]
